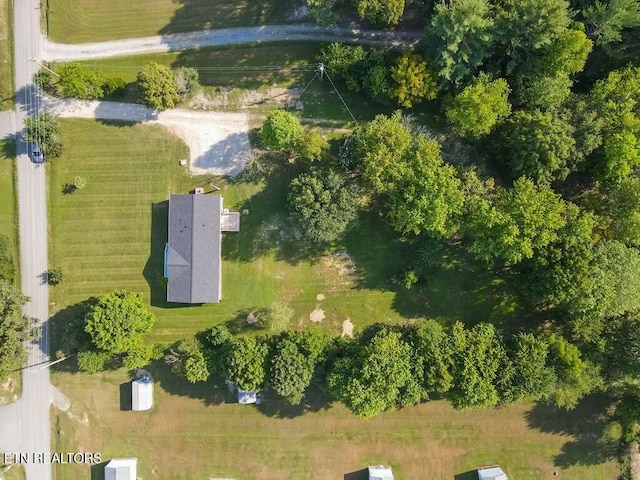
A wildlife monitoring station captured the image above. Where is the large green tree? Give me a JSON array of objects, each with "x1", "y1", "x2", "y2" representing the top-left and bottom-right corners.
[
  {"x1": 269, "y1": 338, "x2": 315, "y2": 405},
  {"x1": 224, "y1": 337, "x2": 269, "y2": 391},
  {"x1": 422, "y1": 0, "x2": 495, "y2": 84},
  {"x1": 0, "y1": 280, "x2": 35, "y2": 380},
  {"x1": 0, "y1": 235, "x2": 15, "y2": 283},
  {"x1": 23, "y1": 113, "x2": 63, "y2": 159},
  {"x1": 84, "y1": 290, "x2": 155, "y2": 354},
  {"x1": 260, "y1": 109, "x2": 304, "y2": 151},
  {"x1": 446, "y1": 322, "x2": 506, "y2": 409},
  {"x1": 499, "y1": 110, "x2": 577, "y2": 184},
  {"x1": 137, "y1": 62, "x2": 181, "y2": 110},
  {"x1": 445, "y1": 74, "x2": 511, "y2": 138},
  {"x1": 287, "y1": 169, "x2": 359, "y2": 244},
  {"x1": 467, "y1": 177, "x2": 567, "y2": 264},
  {"x1": 327, "y1": 330, "x2": 423, "y2": 418},
  {"x1": 607, "y1": 177, "x2": 640, "y2": 246},
  {"x1": 354, "y1": 0, "x2": 405, "y2": 27},
  {"x1": 389, "y1": 52, "x2": 439, "y2": 108},
  {"x1": 405, "y1": 319, "x2": 453, "y2": 396},
  {"x1": 56, "y1": 63, "x2": 106, "y2": 99},
  {"x1": 584, "y1": 0, "x2": 640, "y2": 49}
]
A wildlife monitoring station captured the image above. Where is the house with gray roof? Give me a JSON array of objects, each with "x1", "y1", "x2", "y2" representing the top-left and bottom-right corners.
[
  {"x1": 104, "y1": 458, "x2": 137, "y2": 480},
  {"x1": 164, "y1": 193, "x2": 239, "y2": 303}
]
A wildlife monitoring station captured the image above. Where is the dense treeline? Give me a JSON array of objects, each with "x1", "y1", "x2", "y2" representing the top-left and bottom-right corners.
[{"x1": 170, "y1": 321, "x2": 604, "y2": 418}]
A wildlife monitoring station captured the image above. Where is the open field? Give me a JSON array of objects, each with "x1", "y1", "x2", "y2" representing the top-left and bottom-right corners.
[
  {"x1": 52, "y1": 43, "x2": 395, "y2": 123},
  {"x1": 47, "y1": 0, "x2": 298, "y2": 43},
  {"x1": 0, "y1": 0, "x2": 14, "y2": 110},
  {"x1": 0, "y1": 463, "x2": 25, "y2": 480},
  {"x1": 51, "y1": 366, "x2": 620, "y2": 480}
]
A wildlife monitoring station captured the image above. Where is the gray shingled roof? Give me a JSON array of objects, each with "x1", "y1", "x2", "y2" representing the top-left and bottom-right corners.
[{"x1": 167, "y1": 194, "x2": 222, "y2": 303}]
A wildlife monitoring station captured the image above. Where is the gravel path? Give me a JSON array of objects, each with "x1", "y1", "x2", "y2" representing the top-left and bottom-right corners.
[
  {"x1": 41, "y1": 24, "x2": 421, "y2": 61},
  {"x1": 44, "y1": 96, "x2": 250, "y2": 176}
]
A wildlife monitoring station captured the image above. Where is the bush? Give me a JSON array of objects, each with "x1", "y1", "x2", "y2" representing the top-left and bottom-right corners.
[
  {"x1": 47, "y1": 266, "x2": 65, "y2": 286},
  {"x1": 0, "y1": 235, "x2": 15, "y2": 283},
  {"x1": 103, "y1": 76, "x2": 127, "y2": 96},
  {"x1": 56, "y1": 63, "x2": 106, "y2": 99},
  {"x1": 260, "y1": 110, "x2": 304, "y2": 151},
  {"x1": 123, "y1": 345, "x2": 153, "y2": 370},
  {"x1": 137, "y1": 63, "x2": 181, "y2": 110},
  {"x1": 174, "y1": 67, "x2": 200, "y2": 97},
  {"x1": 77, "y1": 350, "x2": 112, "y2": 374}
]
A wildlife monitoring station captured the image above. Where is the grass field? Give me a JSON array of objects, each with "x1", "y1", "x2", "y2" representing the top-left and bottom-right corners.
[
  {"x1": 53, "y1": 43, "x2": 394, "y2": 123},
  {"x1": 0, "y1": 0, "x2": 14, "y2": 110},
  {"x1": 0, "y1": 140, "x2": 18, "y2": 268},
  {"x1": 47, "y1": 0, "x2": 298, "y2": 43},
  {"x1": 0, "y1": 463, "x2": 25, "y2": 480},
  {"x1": 51, "y1": 367, "x2": 620, "y2": 480}
]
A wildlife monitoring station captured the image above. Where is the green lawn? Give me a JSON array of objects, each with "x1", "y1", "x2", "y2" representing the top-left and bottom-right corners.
[
  {"x1": 51, "y1": 367, "x2": 620, "y2": 480},
  {"x1": 0, "y1": 140, "x2": 17, "y2": 264},
  {"x1": 46, "y1": 0, "x2": 298, "y2": 43},
  {"x1": 0, "y1": 0, "x2": 14, "y2": 110},
  {"x1": 53, "y1": 43, "x2": 394, "y2": 123},
  {"x1": 0, "y1": 463, "x2": 25, "y2": 480}
]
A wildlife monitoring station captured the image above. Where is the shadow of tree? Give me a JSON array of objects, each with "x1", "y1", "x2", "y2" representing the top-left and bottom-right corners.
[
  {"x1": 145, "y1": 359, "x2": 227, "y2": 407},
  {"x1": 90, "y1": 461, "x2": 108, "y2": 480},
  {"x1": 49, "y1": 297, "x2": 99, "y2": 372},
  {"x1": 525, "y1": 393, "x2": 619, "y2": 468},
  {"x1": 344, "y1": 468, "x2": 369, "y2": 480},
  {"x1": 454, "y1": 471, "x2": 478, "y2": 480},
  {"x1": 255, "y1": 385, "x2": 332, "y2": 419}
]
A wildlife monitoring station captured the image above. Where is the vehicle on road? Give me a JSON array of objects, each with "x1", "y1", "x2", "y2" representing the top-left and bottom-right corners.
[{"x1": 29, "y1": 142, "x2": 45, "y2": 163}]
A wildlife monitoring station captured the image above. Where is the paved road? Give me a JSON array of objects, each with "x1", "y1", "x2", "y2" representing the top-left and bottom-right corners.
[
  {"x1": 0, "y1": 0, "x2": 53, "y2": 478},
  {"x1": 40, "y1": 24, "x2": 421, "y2": 61}
]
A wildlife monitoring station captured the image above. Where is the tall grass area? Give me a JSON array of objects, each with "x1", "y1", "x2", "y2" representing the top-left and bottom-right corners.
[
  {"x1": 0, "y1": 0, "x2": 14, "y2": 110},
  {"x1": 0, "y1": 140, "x2": 18, "y2": 279},
  {"x1": 46, "y1": 0, "x2": 297, "y2": 43},
  {"x1": 51, "y1": 367, "x2": 619, "y2": 480},
  {"x1": 52, "y1": 44, "x2": 394, "y2": 122}
]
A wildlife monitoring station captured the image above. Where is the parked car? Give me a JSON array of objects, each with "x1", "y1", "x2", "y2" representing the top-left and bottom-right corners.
[{"x1": 29, "y1": 143, "x2": 45, "y2": 163}]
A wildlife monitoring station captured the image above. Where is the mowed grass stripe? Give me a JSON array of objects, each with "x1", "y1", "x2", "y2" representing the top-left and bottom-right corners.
[{"x1": 47, "y1": 0, "x2": 295, "y2": 43}]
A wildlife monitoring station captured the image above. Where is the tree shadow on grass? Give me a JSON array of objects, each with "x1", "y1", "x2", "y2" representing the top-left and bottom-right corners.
[
  {"x1": 525, "y1": 393, "x2": 619, "y2": 468},
  {"x1": 453, "y1": 471, "x2": 478, "y2": 480},
  {"x1": 0, "y1": 138, "x2": 15, "y2": 157},
  {"x1": 344, "y1": 468, "x2": 368, "y2": 480},
  {"x1": 49, "y1": 297, "x2": 99, "y2": 372},
  {"x1": 255, "y1": 385, "x2": 333, "y2": 419},
  {"x1": 144, "y1": 359, "x2": 227, "y2": 407},
  {"x1": 90, "y1": 461, "x2": 108, "y2": 480}
]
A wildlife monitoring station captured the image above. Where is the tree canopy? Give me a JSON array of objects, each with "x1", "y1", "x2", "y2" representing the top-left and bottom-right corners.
[
  {"x1": 260, "y1": 109, "x2": 304, "y2": 151},
  {"x1": 0, "y1": 280, "x2": 35, "y2": 380},
  {"x1": 224, "y1": 337, "x2": 269, "y2": 391},
  {"x1": 389, "y1": 52, "x2": 439, "y2": 108},
  {"x1": 137, "y1": 62, "x2": 181, "y2": 110},
  {"x1": 269, "y1": 338, "x2": 315, "y2": 404},
  {"x1": 84, "y1": 290, "x2": 155, "y2": 354}
]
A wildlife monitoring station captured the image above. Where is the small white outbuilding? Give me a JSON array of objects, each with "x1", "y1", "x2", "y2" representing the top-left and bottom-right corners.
[
  {"x1": 478, "y1": 466, "x2": 509, "y2": 480},
  {"x1": 368, "y1": 465, "x2": 394, "y2": 480},
  {"x1": 104, "y1": 458, "x2": 137, "y2": 480},
  {"x1": 132, "y1": 371, "x2": 153, "y2": 411}
]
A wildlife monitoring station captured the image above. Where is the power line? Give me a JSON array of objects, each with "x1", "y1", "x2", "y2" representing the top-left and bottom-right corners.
[{"x1": 320, "y1": 65, "x2": 357, "y2": 124}]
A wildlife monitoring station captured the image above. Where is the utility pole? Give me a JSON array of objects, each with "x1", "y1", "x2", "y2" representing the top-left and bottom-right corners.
[{"x1": 28, "y1": 57, "x2": 59, "y2": 77}]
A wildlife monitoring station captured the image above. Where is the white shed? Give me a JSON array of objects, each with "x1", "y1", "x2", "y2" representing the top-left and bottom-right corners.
[
  {"x1": 104, "y1": 458, "x2": 137, "y2": 480},
  {"x1": 478, "y1": 466, "x2": 509, "y2": 480},
  {"x1": 238, "y1": 389, "x2": 257, "y2": 404},
  {"x1": 368, "y1": 465, "x2": 394, "y2": 480},
  {"x1": 132, "y1": 372, "x2": 153, "y2": 411}
]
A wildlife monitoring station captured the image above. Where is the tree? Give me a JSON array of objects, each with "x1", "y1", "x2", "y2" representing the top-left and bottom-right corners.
[
  {"x1": 296, "y1": 130, "x2": 328, "y2": 162},
  {"x1": 603, "y1": 315, "x2": 640, "y2": 380},
  {"x1": 264, "y1": 301, "x2": 294, "y2": 334},
  {"x1": 354, "y1": 0, "x2": 405, "y2": 27},
  {"x1": 405, "y1": 319, "x2": 453, "y2": 396},
  {"x1": 77, "y1": 349, "x2": 112, "y2": 374},
  {"x1": 123, "y1": 345, "x2": 153, "y2": 370},
  {"x1": 289, "y1": 326, "x2": 331, "y2": 362},
  {"x1": 47, "y1": 266, "x2": 65, "y2": 285},
  {"x1": 495, "y1": 0, "x2": 571, "y2": 70},
  {"x1": 84, "y1": 290, "x2": 155, "y2": 354},
  {"x1": 389, "y1": 52, "x2": 439, "y2": 108},
  {"x1": 528, "y1": 25, "x2": 593, "y2": 77},
  {"x1": 515, "y1": 73, "x2": 573, "y2": 110},
  {"x1": 446, "y1": 322, "x2": 506, "y2": 409},
  {"x1": 445, "y1": 74, "x2": 511, "y2": 138},
  {"x1": 498, "y1": 110, "x2": 577, "y2": 184},
  {"x1": 546, "y1": 333, "x2": 601, "y2": 409},
  {"x1": 607, "y1": 178, "x2": 640, "y2": 246},
  {"x1": 72, "y1": 176, "x2": 87, "y2": 190},
  {"x1": 319, "y1": 43, "x2": 367, "y2": 91},
  {"x1": 327, "y1": 330, "x2": 423, "y2": 418},
  {"x1": 224, "y1": 337, "x2": 269, "y2": 391},
  {"x1": 137, "y1": 62, "x2": 181, "y2": 110},
  {"x1": 269, "y1": 338, "x2": 315, "y2": 404},
  {"x1": 467, "y1": 177, "x2": 567, "y2": 264},
  {"x1": 56, "y1": 63, "x2": 106, "y2": 99},
  {"x1": 288, "y1": 169, "x2": 359, "y2": 244},
  {"x1": 174, "y1": 66, "x2": 200, "y2": 97},
  {"x1": 422, "y1": 0, "x2": 495, "y2": 84},
  {"x1": 306, "y1": 0, "x2": 338, "y2": 25},
  {"x1": 584, "y1": 0, "x2": 640, "y2": 48},
  {"x1": 260, "y1": 109, "x2": 304, "y2": 151},
  {"x1": 589, "y1": 66, "x2": 640, "y2": 182},
  {"x1": 23, "y1": 113, "x2": 63, "y2": 159},
  {"x1": 386, "y1": 136, "x2": 465, "y2": 237},
  {"x1": 501, "y1": 334, "x2": 557, "y2": 403},
  {"x1": 0, "y1": 280, "x2": 35, "y2": 380}
]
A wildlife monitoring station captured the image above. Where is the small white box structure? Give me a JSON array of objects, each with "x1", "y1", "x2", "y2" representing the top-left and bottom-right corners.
[
  {"x1": 179, "y1": 159, "x2": 187, "y2": 166},
  {"x1": 132, "y1": 371, "x2": 153, "y2": 411},
  {"x1": 104, "y1": 458, "x2": 137, "y2": 480},
  {"x1": 478, "y1": 466, "x2": 509, "y2": 480},
  {"x1": 194, "y1": 187, "x2": 205, "y2": 194},
  {"x1": 368, "y1": 465, "x2": 394, "y2": 480}
]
